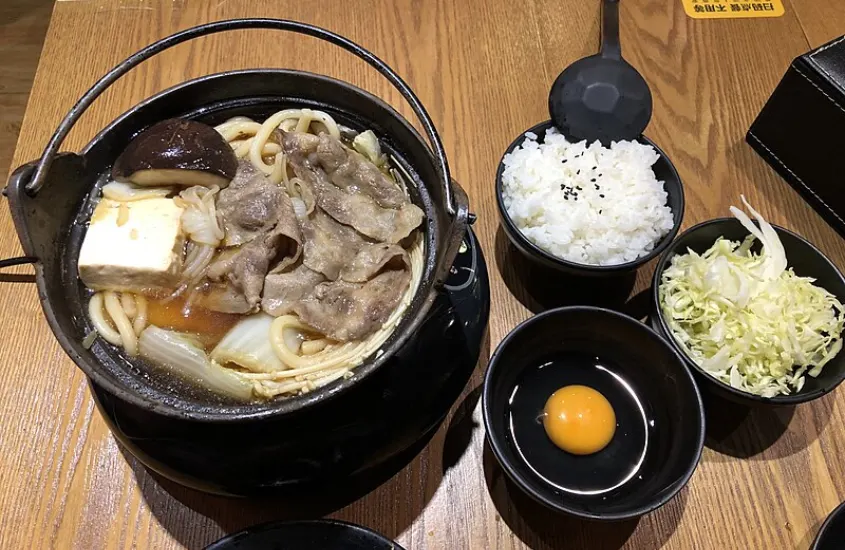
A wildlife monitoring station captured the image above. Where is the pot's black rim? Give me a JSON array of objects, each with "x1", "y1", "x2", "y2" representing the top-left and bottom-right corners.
[
  {"x1": 812, "y1": 500, "x2": 845, "y2": 549},
  {"x1": 650, "y1": 217, "x2": 845, "y2": 406},
  {"x1": 204, "y1": 519, "x2": 404, "y2": 550},
  {"x1": 62, "y1": 69, "x2": 448, "y2": 423},
  {"x1": 481, "y1": 305, "x2": 706, "y2": 521},
  {"x1": 494, "y1": 119, "x2": 685, "y2": 274}
]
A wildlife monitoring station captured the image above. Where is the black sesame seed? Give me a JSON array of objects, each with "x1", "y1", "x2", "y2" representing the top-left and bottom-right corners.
[
  {"x1": 599, "y1": 209, "x2": 603, "y2": 214},
  {"x1": 594, "y1": 184, "x2": 600, "y2": 190},
  {"x1": 576, "y1": 186, "x2": 582, "y2": 190},
  {"x1": 600, "y1": 194, "x2": 605, "y2": 198},
  {"x1": 562, "y1": 159, "x2": 568, "y2": 163},
  {"x1": 576, "y1": 170, "x2": 580, "y2": 175},
  {"x1": 590, "y1": 178, "x2": 596, "y2": 183}
]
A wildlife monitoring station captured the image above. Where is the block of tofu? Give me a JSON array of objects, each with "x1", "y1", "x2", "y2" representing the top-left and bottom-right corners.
[{"x1": 78, "y1": 197, "x2": 185, "y2": 293}]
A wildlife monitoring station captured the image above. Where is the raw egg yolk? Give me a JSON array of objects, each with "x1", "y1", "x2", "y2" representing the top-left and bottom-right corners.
[{"x1": 542, "y1": 385, "x2": 616, "y2": 455}]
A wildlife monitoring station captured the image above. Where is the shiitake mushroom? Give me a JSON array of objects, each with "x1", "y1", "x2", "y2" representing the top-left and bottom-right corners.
[{"x1": 112, "y1": 119, "x2": 238, "y2": 188}]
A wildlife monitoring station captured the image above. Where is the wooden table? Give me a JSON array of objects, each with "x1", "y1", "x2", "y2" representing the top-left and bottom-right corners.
[{"x1": 1, "y1": 1, "x2": 844, "y2": 548}]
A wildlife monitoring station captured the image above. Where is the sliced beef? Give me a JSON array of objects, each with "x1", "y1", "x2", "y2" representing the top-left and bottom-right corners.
[
  {"x1": 230, "y1": 131, "x2": 422, "y2": 341},
  {"x1": 193, "y1": 281, "x2": 253, "y2": 314},
  {"x1": 207, "y1": 239, "x2": 273, "y2": 311},
  {"x1": 293, "y1": 268, "x2": 411, "y2": 341},
  {"x1": 313, "y1": 178, "x2": 423, "y2": 244},
  {"x1": 261, "y1": 263, "x2": 326, "y2": 316},
  {"x1": 300, "y1": 208, "x2": 365, "y2": 280},
  {"x1": 281, "y1": 131, "x2": 424, "y2": 244},
  {"x1": 207, "y1": 161, "x2": 303, "y2": 310},
  {"x1": 217, "y1": 160, "x2": 283, "y2": 246},
  {"x1": 284, "y1": 131, "x2": 319, "y2": 156},
  {"x1": 340, "y1": 243, "x2": 409, "y2": 283},
  {"x1": 268, "y1": 188, "x2": 303, "y2": 273},
  {"x1": 314, "y1": 133, "x2": 407, "y2": 209},
  {"x1": 207, "y1": 204, "x2": 302, "y2": 310}
]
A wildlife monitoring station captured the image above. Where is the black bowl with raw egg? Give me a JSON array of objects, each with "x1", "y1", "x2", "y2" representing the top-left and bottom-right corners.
[{"x1": 482, "y1": 306, "x2": 705, "y2": 520}]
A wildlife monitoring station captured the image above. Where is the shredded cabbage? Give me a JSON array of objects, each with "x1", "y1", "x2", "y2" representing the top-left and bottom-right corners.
[{"x1": 659, "y1": 196, "x2": 845, "y2": 397}]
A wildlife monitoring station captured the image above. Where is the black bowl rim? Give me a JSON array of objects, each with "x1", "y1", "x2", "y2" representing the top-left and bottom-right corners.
[
  {"x1": 205, "y1": 518, "x2": 404, "y2": 550},
  {"x1": 812, "y1": 500, "x2": 845, "y2": 549},
  {"x1": 494, "y1": 119, "x2": 685, "y2": 274},
  {"x1": 481, "y1": 305, "x2": 706, "y2": 521},
  {"x1": 651, "y1": 217, "x2": 845, "y2": 406}
]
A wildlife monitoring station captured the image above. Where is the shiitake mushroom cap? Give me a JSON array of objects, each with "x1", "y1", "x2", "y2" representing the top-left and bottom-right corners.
[{"x1": 112, "y1": 119, "x2": 238, "y2": 188}]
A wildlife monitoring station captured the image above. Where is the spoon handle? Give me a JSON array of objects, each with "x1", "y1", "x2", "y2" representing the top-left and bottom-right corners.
[{"x1": 601, "y1": 0, "x2": 622, "y2": 60}]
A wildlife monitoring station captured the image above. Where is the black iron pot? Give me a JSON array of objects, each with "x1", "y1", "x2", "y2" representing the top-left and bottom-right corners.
[{"x1": 4, "y1": 19, "x2": 486, "y2": 495}]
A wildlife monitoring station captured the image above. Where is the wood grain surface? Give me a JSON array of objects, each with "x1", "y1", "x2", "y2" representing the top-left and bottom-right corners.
[
  {"x1": 0, "y1": 0, "x2": 52, "y2": 184},
  {"x1": 2, "y1": 1, "x2": 845, "y2": 548}
]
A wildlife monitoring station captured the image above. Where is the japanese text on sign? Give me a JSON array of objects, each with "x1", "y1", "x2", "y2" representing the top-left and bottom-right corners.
[{"x1": 682, "y1": 0, "x2": 785, "y2": 19}]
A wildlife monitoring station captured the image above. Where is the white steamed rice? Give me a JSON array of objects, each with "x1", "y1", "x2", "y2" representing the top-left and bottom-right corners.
[{"x1": 501, "y1": 127, "x2": 674, "y2": 266}]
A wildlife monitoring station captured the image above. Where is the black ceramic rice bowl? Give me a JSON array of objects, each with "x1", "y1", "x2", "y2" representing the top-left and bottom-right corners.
[
  {"x1": 651, "y1": 218, "x2": 845, "y2": 406},
  {"x1": 3, "y1": 19, "x2": 487, "y2": 494},
  {"x1": 495, "y1": 119, "x2": 685, "y2": 277}
]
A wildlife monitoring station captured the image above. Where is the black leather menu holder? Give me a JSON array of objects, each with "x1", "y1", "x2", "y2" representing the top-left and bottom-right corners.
[{"x1": 747, "y1": 35, "x2": 845, "y2": 238}]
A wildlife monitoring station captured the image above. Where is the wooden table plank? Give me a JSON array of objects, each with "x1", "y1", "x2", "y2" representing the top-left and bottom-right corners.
[
  {"x1": 790, "y1": 0, "x2": 845, "y2": 49},
  {"x1": 1, "y1": 0, "x2": 844, "y2": 549},
  {"x1": 0, "y1": 0, "x2": 53, "y2": 184}
]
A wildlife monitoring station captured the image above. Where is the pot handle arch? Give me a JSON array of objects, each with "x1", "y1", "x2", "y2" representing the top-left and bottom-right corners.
[{"x1": 24, "y1": 18, "x2": 460, "y2": 219}]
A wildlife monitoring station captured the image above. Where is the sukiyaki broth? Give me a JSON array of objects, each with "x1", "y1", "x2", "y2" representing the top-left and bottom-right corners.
[{"x1": 78, "y1": 110, "x2": 425, "y2": 400}]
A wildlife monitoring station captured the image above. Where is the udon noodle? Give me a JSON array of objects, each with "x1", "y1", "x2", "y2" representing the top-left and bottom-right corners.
[
  {"x1": 215, "y1": 109, "x2": 341, "y2": 185},
  {"x1": 83, "y1": 109, "x2": 424, "y2": 400},
  {"x1": 88, "y1": 291, "x2": 148, "y2": 355}
]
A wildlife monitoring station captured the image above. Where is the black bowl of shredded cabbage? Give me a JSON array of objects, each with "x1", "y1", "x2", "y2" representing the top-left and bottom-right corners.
[{"x1": 651, "y1": 211, "x2": 845, "y2": 407}]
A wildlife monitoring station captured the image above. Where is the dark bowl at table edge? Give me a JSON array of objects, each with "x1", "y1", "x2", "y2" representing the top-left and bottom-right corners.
[
  {"x1": 481, "y1": 305, "x2": 706, "y2": 521},
  {"x1": 812, "y1": 501, "x2": 845, "y2": 550},
  {"x1": 494, "y1": 119, "x2": 685, "y2": 277},
  {"x1": 204, "y1": 519, "x2": 405, "y2": 550},
  {"x1": 650, "y1": 217, "x2": 845, "y2": 407}
]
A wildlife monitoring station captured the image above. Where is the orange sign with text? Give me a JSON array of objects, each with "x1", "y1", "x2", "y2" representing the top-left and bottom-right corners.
[{"x1": 682, "y1": 0, "x2": 785, "y2": 19}]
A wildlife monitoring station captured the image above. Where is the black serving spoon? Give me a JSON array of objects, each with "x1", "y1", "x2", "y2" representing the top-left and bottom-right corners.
[{"x1": 548, "y1": 0, "x2": 653, "y2": 144}]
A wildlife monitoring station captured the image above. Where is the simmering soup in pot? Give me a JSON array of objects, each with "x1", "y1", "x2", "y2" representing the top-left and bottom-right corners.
[{"x1": 78, "y1": 109, "x2": 425, "y2": 400}]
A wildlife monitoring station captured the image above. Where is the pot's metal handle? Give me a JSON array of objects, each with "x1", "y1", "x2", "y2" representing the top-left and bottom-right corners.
[
  {"x1": 25, "y1": 18, "x2": 458, "y2": 216},
  {"x1": 1, "y1": 163, "x2": 40, "y2": 270},
  {"x1": 437, "y1": 179, "x2": 470, "y2": 285}
]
